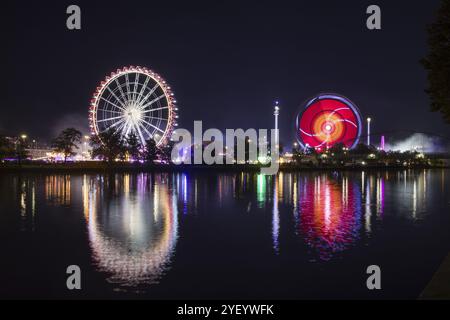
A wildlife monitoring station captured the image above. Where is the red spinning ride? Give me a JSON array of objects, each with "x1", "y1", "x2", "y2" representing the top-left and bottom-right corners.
[{"x1": 296, "y1": 93, "x2": 362, "y2": 151}]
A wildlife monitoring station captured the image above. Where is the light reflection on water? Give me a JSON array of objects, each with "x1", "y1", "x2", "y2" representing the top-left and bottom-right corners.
[
  {"x1": 8, "y1": 169, "x2": 446, "y2": 290},
  {"x1": 295, "y1": 174, "x2": 362, "y2": 260},
  {"x1": 82, "y1": 174, "x2": 178, "y2": 288}
]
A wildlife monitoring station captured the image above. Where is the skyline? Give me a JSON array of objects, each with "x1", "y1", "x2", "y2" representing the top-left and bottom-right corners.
[{"x1": 3, "y1": 0, "x2": 450, "y2": 145}]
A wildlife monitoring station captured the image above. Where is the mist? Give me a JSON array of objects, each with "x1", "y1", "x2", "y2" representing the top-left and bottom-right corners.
[
  {"x1": 51, "y1": 113, "x2": 90, "y2": 139},
  {"x1": 385, "y1": 133, "x2": 450, "y2": 153}
]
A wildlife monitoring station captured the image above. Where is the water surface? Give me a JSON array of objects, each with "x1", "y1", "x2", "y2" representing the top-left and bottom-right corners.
[{"x1": 1, "y1": 169, "x2": 449, "y2": 299}]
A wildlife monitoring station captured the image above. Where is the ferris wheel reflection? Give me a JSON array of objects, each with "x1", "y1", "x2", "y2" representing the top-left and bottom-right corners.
[{"x1": 82, "y1": 173, "x2": 179, "y2": 288}]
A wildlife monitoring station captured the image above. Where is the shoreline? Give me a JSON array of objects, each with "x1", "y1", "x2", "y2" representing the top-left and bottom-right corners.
[{"x1": 0, "y1": 162, "x2": 448, "y2": 174}]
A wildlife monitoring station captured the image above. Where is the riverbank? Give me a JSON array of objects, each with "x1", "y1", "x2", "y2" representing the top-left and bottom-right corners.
[{"x1": 0, "y1": 161, "x2": 447, "y2": 173}]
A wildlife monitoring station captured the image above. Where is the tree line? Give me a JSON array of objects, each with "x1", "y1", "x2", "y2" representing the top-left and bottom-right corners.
[
  {"x1": 291, "y1": 142, "x2": 432, "y2": 167},
  {"x1": 0, "y1": 127, "x2": 173, "y2": 164},
  {"x1": 0, "y1": 136, "x2": 29, "y2": 163},
  {"x1": 89, "y1": 129, "x2": 173, "y2": 164}
]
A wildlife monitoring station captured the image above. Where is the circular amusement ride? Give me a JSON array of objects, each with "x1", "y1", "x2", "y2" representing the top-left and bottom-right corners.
[
  {"x1": 295, "y1": 93, "x2": 363, "y2": 151},
  {"x1": 89, "y1": 66, "x2": 178, "y2": 147}
]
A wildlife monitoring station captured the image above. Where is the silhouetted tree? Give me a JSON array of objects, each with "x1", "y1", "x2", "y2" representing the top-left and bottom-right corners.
[
  {"x1": 144, "y1": 138, "x2": 158, "y2": 164},
  {"x1": 421, "y1": 0, "x2": 450, "y2": 123},
  {"x1": 15, "y1": 137, "x2": 29, "y2": 164},
  {"x1": 0, "y1": 136, "x2": 14, "y2": 161},
  {"x1": 350, "y1": 143, "x2": 374, "y2": 156},
  {"x1": 51, "y1": 128, "x2": 82, "y2": 162},
  {"x1": 292, "y1": 145, "x2": 303, "y2": 164},
  {"x1": 160, "y1": 140, "x2": 175, "y2": 163},
  {"x1": 278, "y1": 142, "x2": 284, "y2": 155},
  {"x1": 90, "y1": 129, "x2": 126, "y2": 163},
  {"x1": 329, "y1": 142, "x2": 346, "y2": 157},
  {"x1": 126, "y1": 132, "x2": 142, "y2": 161}
]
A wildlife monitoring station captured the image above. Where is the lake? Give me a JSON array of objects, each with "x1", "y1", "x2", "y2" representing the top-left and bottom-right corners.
[{"x1": 1, "y1": 169, "x2": 449, "y2": 299}]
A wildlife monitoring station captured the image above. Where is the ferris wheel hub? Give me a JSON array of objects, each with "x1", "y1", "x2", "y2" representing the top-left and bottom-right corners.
[{"x1": 125, "y1": 105, "x2": 143, "y2": 124}]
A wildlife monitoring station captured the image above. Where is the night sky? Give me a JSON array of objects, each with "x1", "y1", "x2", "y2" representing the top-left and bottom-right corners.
[{"x1": 3, "y1": 0, "x2": 450, "y2": 146}]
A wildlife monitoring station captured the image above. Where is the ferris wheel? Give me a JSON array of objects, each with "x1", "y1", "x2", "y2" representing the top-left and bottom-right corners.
[{"x1": 89, "y1": 66, "x2": 178, "y2": 147}]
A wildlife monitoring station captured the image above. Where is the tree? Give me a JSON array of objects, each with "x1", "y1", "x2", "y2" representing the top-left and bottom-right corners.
[
  {"x1": 15, "y1": 137, "x2": 29, "y2": 164},
  {"x1": 0, "y1": 136, "x2": 14, "y2": 161},
  {"x1": 126, "y1": 132, "x2": 142, "y2": 161},
  {"x1": 305, "y1": 146, "x2": 317, "y2": 156},
  {"x1": 278, "y1": 142, "x2": 284, "y2": 155},
  {"x1": 160, "y1": 140, "x2": 175, "y2": 163},
  {"x1": 292, "y1": 144, "x2": 303, "y2": 164},
  {"x1": 144, "y1": 138, "x2": 158, "y2": 164},
  {"x1": 329, "y1": 142, "x2": 345, "y2": 154},
  {"x1": 350, "y1": 143, "x2": 374, "y2": 156},
  {"x1": 90, "y1": 129, "x2": 126, "y2": 163},
  {"x1": 51, "y1": 128, "x2": 82, "y2": 162},
  {"x1": 421, "y1": 0, "x2": 450, "y2": 123}
]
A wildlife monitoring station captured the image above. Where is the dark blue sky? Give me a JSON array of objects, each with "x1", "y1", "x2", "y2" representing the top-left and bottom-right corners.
[{"x1": 3, "y1": 0, "x2": 449, "y2": 145}]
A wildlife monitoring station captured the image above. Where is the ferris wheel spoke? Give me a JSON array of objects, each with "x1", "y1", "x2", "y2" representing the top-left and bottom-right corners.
[
  {"x1": 98, "y1": 108, "x2": 123, "y2": 114},
  {"x1": 115, "y1": 78, "x2": 129, "y2": 106},
  {"x1": 139, "y1": 95, "x2": 166, "y2": 110},
  {"x1": 125, "y1": 73, "x2": 132, "y2": 102},
  {"x1": 135, "y1": 76, "x2": 150, "y2": 105},
  {"x1": 132, "y1": 73, "x2": 140, "y2": 102},
  {"x1": 105, "y1": 88, "x2": 127, "y2": 109},
  {"x1": 135, "y1": 123, "x2": 147, "y2": 146},
  {"x1": 115, "y1": 121, "x2": 127, "y2": 134},
  {"x1": 125, "y1": 121, "x2": 133, "y2": 137},
  {"x1": 145, "y1": 116, "x2": 168, "y2": 122},
  {"x1": 141, "y1": 119, "x2": 165, "y2": 134},
  {"x1": 120, "y1": 119, "x2": 131, "y2": 137},
  {"x1": 137, "y1": 83, "x2": 160, "y2": 108},
  {"x1": 142, "y1": 105, "x2": 169, "y2": 113},
  {"x1": 138, "y1": 121, "x2": 154, "y2": 140},
  {"x1": 96, "y1": 115, "x2": 125, "y2": 123},
  {"x1": 100, "y1": 97, "x2": 126, "y2": 112},
  {"x1": 104, "y1": 117, "x2": 127, "y2": 131}
]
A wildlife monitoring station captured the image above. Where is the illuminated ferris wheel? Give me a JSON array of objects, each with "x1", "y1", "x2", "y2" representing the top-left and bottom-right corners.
[
  {"x1": 89, "y1": 66, "x2": 178, "y2": 147},
  {"x1": 296, "y1": 93, "x2": 363, "y2": 150}
]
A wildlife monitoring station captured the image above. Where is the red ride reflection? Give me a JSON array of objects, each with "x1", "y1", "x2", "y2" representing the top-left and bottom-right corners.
[{"x1": 297, "y1": 175, "x2": 362, "y2": 261}]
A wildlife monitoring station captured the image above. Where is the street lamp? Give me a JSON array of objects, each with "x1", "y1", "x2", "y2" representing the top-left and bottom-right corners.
[{"x1": 366, "y1": 117, "x2": 371, "y2": 146}]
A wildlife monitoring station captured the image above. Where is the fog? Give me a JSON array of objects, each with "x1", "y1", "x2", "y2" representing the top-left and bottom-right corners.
[{"x1": 385, "y1": 133, "x2": 450, "y2": 153}]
